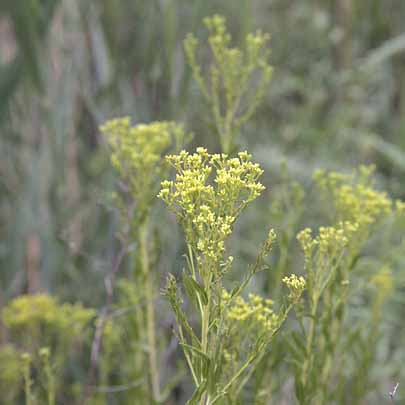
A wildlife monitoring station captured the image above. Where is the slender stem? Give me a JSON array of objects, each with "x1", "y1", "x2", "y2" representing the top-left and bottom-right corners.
[
  {"x1": 140, "y1": 221, "x2": 160, "y2": 402},
  {"x1": 301, "y1": 294, "x2": 319, "y2": 399},
  {"x1": 210, "y1": 352, "x2": 257, "y2": 404},
  {"x1": 200, "y1": 298, "x2": 211, "y2": 405},
  {"x1": 44, "y1": 357, "x2": 55, "y2": 405},
  {"x1": 22, "y1": 358, "x2": 32, "y2": 405}
]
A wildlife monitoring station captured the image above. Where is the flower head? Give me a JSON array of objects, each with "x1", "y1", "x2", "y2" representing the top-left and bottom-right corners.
[
  {"x1": 158, "y1": 149, "x2": 265, "y2": 268},
  {"x1": 282, "y1": 274, "x2": 306, "y2": 303},
  {"x1": 101, "y1": 117, "x2": 187, "y2": 219}
]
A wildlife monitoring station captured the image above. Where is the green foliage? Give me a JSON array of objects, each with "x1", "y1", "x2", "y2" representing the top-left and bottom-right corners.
[
  {"x1": 2, "y1": 295, "x2": 94, "y2": 404},
  {"x1": 0, "y1": 345, "x2": 21, "y2": 404}
]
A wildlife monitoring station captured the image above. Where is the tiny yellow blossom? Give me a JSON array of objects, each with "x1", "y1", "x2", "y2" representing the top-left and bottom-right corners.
[
  {"x1": 283, "y1": 274, "x2": 306, "y2": 302},
  {"x1": 297, "y1": 228, "x2": 318, "y2": 259},
  {"x1": 225, "y1": 291, "x2": 279, "y2": 332}
]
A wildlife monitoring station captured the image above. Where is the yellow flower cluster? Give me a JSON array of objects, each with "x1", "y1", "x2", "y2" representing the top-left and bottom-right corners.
[
  {"x1": 318, "y1": 222, "x2": 358, "y2": 254},
  {"x1": 3, "y1": 294, "x2": 95, "y2": 337},
  {"x1": 100, "y1": 117, "x2": 186, "y2": 216},
  {"x1": 297, "y1": 228, "x2": 317, "y2": 259},
  {"x1": 223, "y1": 290, "x2": 278, "y2": 332},
  {"x1": 297, "y1": 221, "x2": 358, "y2": 259},
  {"x1": 314, "y1": 167, "x2": 392, "y2": 226},
  {"x1": 158, "y1": 148, "x2": 265, "y2": 265},
  {"x1": 282, "y1": 274, "x2": 306, "y2": 302}
]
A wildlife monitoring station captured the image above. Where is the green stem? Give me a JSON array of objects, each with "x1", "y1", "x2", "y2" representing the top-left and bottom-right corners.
[
  {"x1": 301, "y1": 294, "x2": 319, "y2": 403},
  {"x1": 22, "y1": 356, "x2": 32, "y2": 405},
  {"x1": 200, "y1": 299, "x2": 211, "y2": 405},
  {"x1": 140, "y1": 221, "x2": 160, "y2": 402},
  {"x1": 44, "y1": 357, "x2": 55, "y2": 405}
]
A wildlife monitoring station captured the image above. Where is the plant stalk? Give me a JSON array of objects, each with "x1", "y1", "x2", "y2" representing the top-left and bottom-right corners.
[
  {"x1": 200, "y1": 283, "x2": 212, "y2": 405},
  {"x1": 140, "y1": 221, "x2": 161, "y2": 402}
]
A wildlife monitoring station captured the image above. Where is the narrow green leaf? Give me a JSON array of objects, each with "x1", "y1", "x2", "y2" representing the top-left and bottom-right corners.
[
  {"x1": 182, "y1": 271, "x2": 208, "y2": 305},
  {"x1": 186, "y1": 379, "x2": 207, "y2": 405}
]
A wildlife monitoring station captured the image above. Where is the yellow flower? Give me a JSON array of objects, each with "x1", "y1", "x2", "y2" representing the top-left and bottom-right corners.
[
  {"x1": 3, "y1": 294, "x2": 95, "y2": 342},
  {"x1": 314, "y1": 166, "x2": 392, "y2": 227},
  {"x1": 282, "y1": 275, "x2": 306, "y2": 302},
  {"x1": 225, "y1": 291, "x2": 279, "y2": 332},
  {"x1": 101, "y1": 117, "x2": 187, "y2": 219},
  {"x1": 158, "y1": 149, "x2": 265, "y2": 268}
]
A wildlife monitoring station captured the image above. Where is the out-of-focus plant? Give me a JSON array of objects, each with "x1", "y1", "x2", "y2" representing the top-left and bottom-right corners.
[
  {"x1": 3, "y1": 294, "x2": 94, "y2": 354},
  {"x1": 0, "y1": 345, "x2": 21, "y2": 404},
  {"x1": 158, "y1": 148, "x2": 305, "y2": 404},
  {"x1": 288, "y1": 166, "x2": 402, "y2": 405},
  {"x1": 18, "y1": 347, "x2": 57, "y2": 405},
  {"x1": 99, "y1": 117, "x2": 189, "y2": 403},
  {"x1": 39, "y1": 347, "x2": 55, "y2": 405},
  {"x1": 267, "y1": 163, "x2": 305, "y2": 296},
  {"x1": 343, "y1": 266, "x2": 393, "y2": 405},
  {"x1": 184, "y1": 15, "x2": 272, "y2": 154},
  {"x1": 21, "y1": 352, "x2": 32, "y2": 405},
  {"x1": 2, "y1": 294, "x2": 94, "y2": 404},
  {"x1": 100, "y1": 118, "x2": 188, "y2": 225}
]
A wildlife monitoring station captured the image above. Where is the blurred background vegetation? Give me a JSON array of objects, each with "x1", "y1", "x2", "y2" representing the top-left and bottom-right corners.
[{"x1": 1, "y1": 0, "x2": 405, "y2": 403}]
